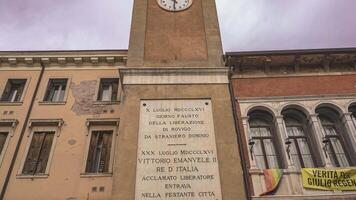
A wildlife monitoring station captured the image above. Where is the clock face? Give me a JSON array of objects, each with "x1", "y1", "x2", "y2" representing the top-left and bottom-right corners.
[{"x1": 157, "y1": 0, "x2": 193, "y2": 12}]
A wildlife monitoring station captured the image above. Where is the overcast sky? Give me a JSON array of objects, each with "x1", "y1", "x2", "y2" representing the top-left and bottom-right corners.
[{"x1": 0, "y1": 0, "x2": 355, "y2": 52}]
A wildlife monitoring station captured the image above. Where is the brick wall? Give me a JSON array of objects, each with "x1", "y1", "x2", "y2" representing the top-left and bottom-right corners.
[{"x1": 232, "y1": 74, "x2": 356, "y2": 98}]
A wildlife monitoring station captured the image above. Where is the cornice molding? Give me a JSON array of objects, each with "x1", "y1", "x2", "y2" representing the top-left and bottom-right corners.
[
  {"x1": 226, "y1": 49, "x2": 356, "y2": 77},
  {"x1": 237, "y1": 93, "x2": 356, "y2": 103},
  {"x1": 120, "y1": 67, "x2": 229, "y2": 85},
  {"x1": 0, "y1": 50, "x2": 128, "y2": 66}
]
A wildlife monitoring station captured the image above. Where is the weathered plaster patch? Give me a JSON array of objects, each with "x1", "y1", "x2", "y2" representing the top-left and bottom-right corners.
[{"x1": 71, "y1": 80, "x2": 113, "y2": 115}]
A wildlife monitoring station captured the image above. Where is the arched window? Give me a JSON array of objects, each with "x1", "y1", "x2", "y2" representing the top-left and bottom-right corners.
[
  {"x1": 249, "y1": 110, "x2": 281, "y2": 169},
  {"x1": 317, "y1": 107, "x2": 352, "y2": 167},
  {"x1": 283, "y1": 109, "x2": 315, "y2": 169},
  {"x1": 348, "y1": 104, "x2": 356, "y2": 130}
]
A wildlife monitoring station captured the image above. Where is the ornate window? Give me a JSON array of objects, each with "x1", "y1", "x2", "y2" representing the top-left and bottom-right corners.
[
  {"x1": 349, "y1": 104, "x2": 356, "y2": 131},
  {"x1": 317, "y1": 107, "x2": 353, "y2": 167},
  {"x1": 320, "y1": 116, "x2": 350, "y2": 167},
  {"x1": 284, "y1": 111, "x2": 315, "y2": 169},
  {"x1": 249, "y1": 111, "x2": 281, "y2": 169}
]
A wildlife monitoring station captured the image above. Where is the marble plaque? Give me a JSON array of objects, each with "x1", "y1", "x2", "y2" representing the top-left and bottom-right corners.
[{"x1": 135, "y1": 99, "x2": 222, "y2": 200}]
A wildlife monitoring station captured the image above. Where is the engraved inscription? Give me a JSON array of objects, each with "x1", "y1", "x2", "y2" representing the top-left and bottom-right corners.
[{"x1": 135, "y1": 100, "x2": 222, "y2": 200}]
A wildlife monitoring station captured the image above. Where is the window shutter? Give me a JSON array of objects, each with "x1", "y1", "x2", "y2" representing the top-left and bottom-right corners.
[
  {"x1": 1, "y1": 82, "x2": 11, "y2": 101},
  {"x1": 111, "y1": 81, "x2": 119, "y2": 101},
  {"x1": 0, "y1": 132, "x2": 8, "y2": 153},
  {"x1": 23, "y1": 133, "x2": 45, "y2": 175},
  {"x1": 99, "y1": 132, "x2": 112, "y2": 172},
  {"x1": 36, "y1": 132, "x2": 54, "y2": 174},
  {"x1": 86, "y1": 132, "x2": 99, "y2": 173}
]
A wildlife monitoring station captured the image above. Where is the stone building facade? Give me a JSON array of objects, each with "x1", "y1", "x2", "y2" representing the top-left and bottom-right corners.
[
  {"x1": 0, "y1": 0, "x2": 356, "y2": 199},
  {"x1": 226, "y1": 48, "x2": 356, "y2": 199}
]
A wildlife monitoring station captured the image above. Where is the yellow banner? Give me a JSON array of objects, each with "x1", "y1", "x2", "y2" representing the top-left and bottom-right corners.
[{"x1": 302, "y1": 168, "x2": 356, "y2": 191}]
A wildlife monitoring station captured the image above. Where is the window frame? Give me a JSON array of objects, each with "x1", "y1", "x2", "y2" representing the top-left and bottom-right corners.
[
  {"x1": 322, "y1": 124, "x2": 352, "y2": 167},
  {"x1": 0, "y1": 128, "x2": 11, "y2": 168},
  {"x1": 285, "y1": 125, "x2": 316, "y2": 168},
  {"x1": 81, "y1": 119, "x2": 119, "y2": 177},
  {"x1": 39, "y1": 76, "x2": 71, "y2": 105},
  {"x1": 85, "y1": 130, "x2": 114, "y2": 173},
  {"x1": 0, "y1": 77, "x2": 30, "y2": 105},
  {"x1": 0, "y1": 119, "x2": 18, "y2": 168},
  {"x1": 94, "y1": 77, "x2": 121, "y2": 104},
  {"x1": 17, "y1": 124, "x2": 61, "y2": 178},
  {"x1": 249, "y1": 123, "x2": 282, "y2": 169}
]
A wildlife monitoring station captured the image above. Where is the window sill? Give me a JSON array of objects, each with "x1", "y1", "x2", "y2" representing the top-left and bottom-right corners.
[
  {"x1": 80, "y1": 173, "x2": 113, "y2": 178},
  {"x1": 38, "y1": 101, "x2": 66, "y2": 105},
  {"x1": 93, "y1": 101, "x2": 120, "y2": 105},
  {"x1": 249, "y1": 168, "x2": 299, "y2": 175},
  {"x1": 16, "y1": 174, "x2": 49, "y2": 179},
  {"x1": 0, "y1": 102, "x2": 23, "y2": 106}
]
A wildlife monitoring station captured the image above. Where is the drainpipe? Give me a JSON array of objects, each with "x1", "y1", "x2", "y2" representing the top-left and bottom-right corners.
[
  {"x1": 227, "y1": 67, "x2": 252, "y2": 200},
  {"x1": 0, "y1": 62, "x2": 45, "y2": 199}
]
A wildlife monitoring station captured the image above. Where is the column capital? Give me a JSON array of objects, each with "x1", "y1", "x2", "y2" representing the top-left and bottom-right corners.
[
  {"x1": 342, "y1": 112, "x2": 353, "y2": 117},
  {"x1": 241, "y1": 116, "x2": 249, "y2": 125},
  {"x1": 308, "y1": 113, "x2": 319, "y2": 122},
  {"x1": 274, "y1": 115, "x2": 284, "y2": 124},
  {"x1": 341, "y1": 112, "x2": 353, "y2": 123}
]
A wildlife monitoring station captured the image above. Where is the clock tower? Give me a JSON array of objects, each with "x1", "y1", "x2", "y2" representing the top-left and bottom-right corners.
[
  {"x1": 127, "y1": 0, "x2": 224, "y2": 67},
  {"x1": 112, "y1": 0, "x2": 247, "y2": 199}
]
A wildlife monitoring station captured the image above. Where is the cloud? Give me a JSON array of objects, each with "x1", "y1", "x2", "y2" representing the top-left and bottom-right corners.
[
  {"x1": 0, "y1": 0, "x2": 133, "y2": 50},
  {"x1": 216, "y1": 0, "x2": 356, "y2": 51},
  {"x1": 0, "y1": 0, "x2": 355, "y2": 52}
]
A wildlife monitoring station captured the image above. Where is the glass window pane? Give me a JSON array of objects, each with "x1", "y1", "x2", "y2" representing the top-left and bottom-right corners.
[
  {"x1": 52, "y1": 86, "x2": 60, "y2": 101},
  {"x1": 101, "y1": 85, "x2": 111, "y2": 101},
  {"x1": 324, "y1": 127, "x2": 337, "y2": 136},
  {"x1": 254, "y1": 140, "x2": 263, "y2": 156},
  {"x1": 44, "y1": 79, "x2": 67, "y2": 102},
  {"x1": 294, "y1": 127, "x2": 304, "y2": 136},
  {"x1": 267, "y1": 155, "x2": 279, "y2": 169},
  {"x1": 290, "y1": 140, "x2": 298, "y2": 155},
  {"x1": 58, "y1": 89, "x2": 65, "y2": 101},
  {"x1": 260, "y1": 127, "x2": 271, "y2": 137},
  {"x1": 255, "y1": 155, "x2": 266, "y2": 169},
  {"x1": 328, "y1": 152, "x2": 338, "y2": 167},
  {"x1": 336, "y1": 154, "x2": 349, "y2": 167},
  {"x1": 286, "y1": 127, "x2": 294, "y2": 137},
  {"x1": 330, "y1": 138, "x2": 343, "y2": 154},
  {"x1": 264, "y1": 139, "x2": 276, "y2": 156},
  {"x1": 302, "y1": 155, "x2": 314, "y2": 168},
  {"x1": 250, "y1": 128, "x2": 258, "y2": 137},
  {"x1": 291, "y1": 154, "x2": 301, "y2": 169},
  {"x1": 297, "y1": 138, "x2": 311, "y2": 154}
]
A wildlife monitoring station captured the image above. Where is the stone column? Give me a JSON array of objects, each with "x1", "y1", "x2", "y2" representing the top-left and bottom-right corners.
[
  {"x1": 308, "y1": 114, "x2": 332, "y2": 167},
  {"x1": 242, "y1": 116, "x2": 258, "y2": 169},
  {"x1": 274, "y1": 116, "x2": 294, "y2": 169},
  {"x1": 341, "y1": 112, "x2": 356, "y2": 157}
]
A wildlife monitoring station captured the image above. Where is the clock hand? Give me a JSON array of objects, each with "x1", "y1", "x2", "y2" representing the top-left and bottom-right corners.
[{"x1": 172, "y1": 0, "x2": 177, "y2": 10}]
